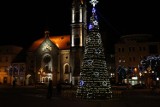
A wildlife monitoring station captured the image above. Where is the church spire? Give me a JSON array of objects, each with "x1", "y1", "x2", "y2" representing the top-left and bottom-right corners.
[
  {"x1": 71, "y1": 0, "x2": 87, "y2": 47},
  {"x1": 44, "y1": 26, "x2": 50, "y2": 38},
  {"x1": 44, "y1": 30, "x2": 50, "y2": 38},
  {"x1": 70, "y1": 0, "x2": 87, "y2": 85},
  {"x1": 72, "y1": 0, "x2": 85, "y2": 7}
]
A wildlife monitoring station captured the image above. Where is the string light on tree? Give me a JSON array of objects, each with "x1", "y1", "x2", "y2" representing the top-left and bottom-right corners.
[{"x1": 76, "y1": 0, "x2": 112, "y2": 100}]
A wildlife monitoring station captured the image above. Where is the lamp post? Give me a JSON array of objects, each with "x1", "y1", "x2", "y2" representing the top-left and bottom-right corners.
[
  {"x1": 38, "y1": 68, "x2": 43, "y2": 83},
  {"x1": 134, "y1": 67, "x2": 141, "y2": 84}
]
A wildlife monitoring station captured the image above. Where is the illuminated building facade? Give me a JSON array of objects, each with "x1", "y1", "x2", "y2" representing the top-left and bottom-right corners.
[
  {"x1": 26, "y1": 0, "x2": 87, "y2": 85},
  {"x1": 115, "y1": 34, "x2": 160, "y2": 86},
  {"x1": 0, "y1": 45, "x2": 23, "y2": 84},
  {"x1": 70, "y1": 0, "x2": 87, "y2": 84},
  {"x1": 27, "y1": 31, "x2": 71, "y2": 85}
]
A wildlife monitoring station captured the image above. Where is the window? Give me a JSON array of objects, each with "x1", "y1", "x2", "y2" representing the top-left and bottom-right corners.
[
  {"x1": 74, "y1": 37, "x2": 80, "y2": 46},
  {"x1": 75, "y1": 10, "x2": 79, "y2": 22},
  {"x1": 122, "y1": 48, "x2": 124, "y2": 52},
  {"x1": 129, "y1": 47, "x2": 131, "y2": 52},
  {"x1": 64, "y1": 65, "x2": 69, "y2": 74},
  {"x1": 118, "y1": 48, "x2": 121, "y2": 52},
  {"x1": 132, "y1": 47, "x2": 135, "y2": 52},
  {"x1": 129, "y1": 57, "x2": 132, "y2": 61},
  {"x1": 5, "y1": 66, "x2": 8, "y2": 72},
  {"x1": 5, "y1": 56, "x2": 8, "y2": 62},
  {"x1": 149, "y1": 45, "x2": 158, "y2": 54},
  {"x1": 143, "y1": 47, "x2": 146, "y2": 51},
  {"x1": 139, "y1": 47, "x2": 142, "y2": 51},
  {"x1": 133, "y1": 57, "x2": 135, "y2": 61}
]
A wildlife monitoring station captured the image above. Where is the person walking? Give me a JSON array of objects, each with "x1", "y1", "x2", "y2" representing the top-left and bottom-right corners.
[
  {"x1": 12, "y1": 79, "x2": 16, "y2": 88},
  {"x1": 47, "y1": 80, "x2": 53, "y2": 99}
]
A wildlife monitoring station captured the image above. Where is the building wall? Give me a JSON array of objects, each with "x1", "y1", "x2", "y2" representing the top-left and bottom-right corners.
[
  {"x1": 25, "y1": 52, "x2": 35, "y2": 85},
  {"x1": 9, "y1": 63, "x2": 26, "y2": 85},
  {"x1": 0, "y1": 45, "x2": 23, "y2": 84},
  {"x1": 26, "y1": 37, "x2": 72, "y2": 86},
  {"x1": 59, "y1": 50, "x2": 70, "y2": 83},
  {"x1": 114, "y1": 34, "x2": 160, "y2": 84},
  {"x1": 34, "y1": 38, "x2": 59, "y2": 85}
]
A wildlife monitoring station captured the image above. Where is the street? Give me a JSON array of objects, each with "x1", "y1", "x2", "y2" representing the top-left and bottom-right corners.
[{"x1": 1, "y1": 86, "x2": 160, "y2": 107}]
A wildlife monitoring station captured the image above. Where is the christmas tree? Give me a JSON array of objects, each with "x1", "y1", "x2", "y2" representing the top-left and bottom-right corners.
[{"x1": 76, "y1": 0, "x2": 112, "y2": 100}]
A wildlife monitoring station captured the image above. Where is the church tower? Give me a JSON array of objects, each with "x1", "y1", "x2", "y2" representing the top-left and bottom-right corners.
[{"x1": 70, "y1": 0, "x2": 87, "y2": 85}]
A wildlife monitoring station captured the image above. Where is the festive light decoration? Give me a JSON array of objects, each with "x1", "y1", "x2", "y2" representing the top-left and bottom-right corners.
[
  {"x1": 88, "y1": 0, "x2": 99, "y2": 31},
  {"x1": 76, "y1": 0, "x2": 112, "y2": 100},
  {"x1": 141, "y1": 55, "x2": 160, "y2": 78},
  {"x1": 89, "y1": 0, "x2": 99, "y2": 7}
]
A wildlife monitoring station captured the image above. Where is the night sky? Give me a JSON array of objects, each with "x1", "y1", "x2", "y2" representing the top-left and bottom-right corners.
[{"x1": 0, "y1": 0, "x2": 159, "y2": 53}]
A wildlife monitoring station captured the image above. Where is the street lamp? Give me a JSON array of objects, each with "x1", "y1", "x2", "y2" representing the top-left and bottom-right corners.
[
  {"x1": 38, "y1": 68, "x2": 43, "y2": 83},
  {"x1": 134, "y1": 67, "x2": 137, "y2": 74}
]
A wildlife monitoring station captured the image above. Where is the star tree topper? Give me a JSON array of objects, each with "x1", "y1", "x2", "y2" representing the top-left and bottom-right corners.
[{"x1": 90, "y1": 0, "x2": 99, "y2": 7}]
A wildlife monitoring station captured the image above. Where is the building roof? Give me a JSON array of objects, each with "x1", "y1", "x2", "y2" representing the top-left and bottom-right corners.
[
  {"x1": 120, "y1": 34, "x2": 152, "y2": 39},
  {"x1": 118, "y1": 34, "x2": 154, "y2": 43},
  {"x1": 12, "y1": 49, "x2": 27, "y2": 63},
  {"x1": 29, "y1": 35, "x2": 70, "y2": 52}
]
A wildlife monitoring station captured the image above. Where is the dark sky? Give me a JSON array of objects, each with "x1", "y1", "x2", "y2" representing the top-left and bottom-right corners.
[{"x1": 0, "y1": 0, "x2": 159, "y2": 53}]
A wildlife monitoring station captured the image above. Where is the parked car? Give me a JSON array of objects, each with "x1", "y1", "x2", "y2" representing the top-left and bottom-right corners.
[
  {"x1": 35, "y1": 82, "x2": 47, "y2": 89},
  {"x1": 60, "y1": 83, "x2": 72, "y2": 89},
  {"x1": 132, "y1": 83, "x2": 146, "y2": 89},
  {"x1": 111, "y1": 83, "x2": 131, "y2": 90}
]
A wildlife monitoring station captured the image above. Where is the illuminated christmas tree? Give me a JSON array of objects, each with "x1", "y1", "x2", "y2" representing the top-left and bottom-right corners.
[{"x1": 76, "y1": 0, "x2": 112, "y2": 100}]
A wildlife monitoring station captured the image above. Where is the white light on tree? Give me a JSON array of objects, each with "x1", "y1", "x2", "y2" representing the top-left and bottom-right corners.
[
  {"x1": 90, "y1": 0, "x2": 99, "y2": 7},
  {"x1": 76, "y1": 0, "x2": 112, "y2": 100}
]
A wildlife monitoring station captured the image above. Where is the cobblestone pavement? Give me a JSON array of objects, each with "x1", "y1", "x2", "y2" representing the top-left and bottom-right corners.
[{"x1": 1, "y1": 86, "x2": 160, "y2": 107}]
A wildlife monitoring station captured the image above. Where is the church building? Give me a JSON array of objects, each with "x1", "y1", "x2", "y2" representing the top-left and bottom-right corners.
[{"x1": 26, "y1": 0, "x2": 87, "y2": 86}]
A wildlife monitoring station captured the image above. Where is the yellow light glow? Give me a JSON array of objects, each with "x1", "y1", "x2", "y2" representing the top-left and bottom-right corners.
[
  {"x1": 56, "y1": 43, "x2": 59, "y2": 48},
  {"x1": 42, "y1": 43, "x2": 52, "y2": 51},
  {"x1": 80, "y1": 0, "x2": 83, "y2": 4},
  {"x1": 139, "y1": 72, "x2": 142, "y2": 76},
  {"x1": 134, "y1": 67, "x2": 137, "y2": 73}
]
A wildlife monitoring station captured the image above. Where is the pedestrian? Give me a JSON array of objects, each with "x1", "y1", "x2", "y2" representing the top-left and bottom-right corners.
[
  {"x1": 47, "y1": 80, "x2": 53, "y2": 99},
  {"x1": 12, "y1": 79, "x2": 16, "y2": 88}
]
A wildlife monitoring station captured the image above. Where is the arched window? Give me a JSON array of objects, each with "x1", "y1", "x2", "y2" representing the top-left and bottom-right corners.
[{"x1": 64, "y1": 64, "x2": 69, "y2": 74}]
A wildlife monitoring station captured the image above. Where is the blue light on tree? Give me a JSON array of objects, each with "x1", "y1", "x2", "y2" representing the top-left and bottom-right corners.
[{"x1": 76, "y1": 0, "x2": 112, "y2": 100}]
